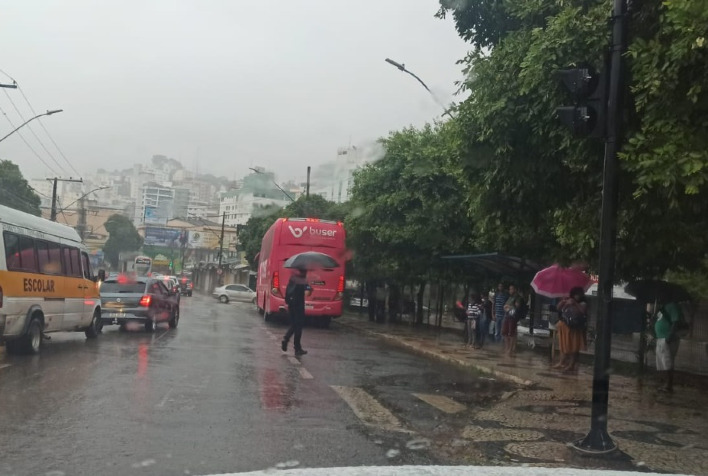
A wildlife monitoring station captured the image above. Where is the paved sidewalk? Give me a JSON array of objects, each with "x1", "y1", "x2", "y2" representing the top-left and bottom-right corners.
[{"x1": 336, "y1": 313, "x2": 708, "y2": 474}]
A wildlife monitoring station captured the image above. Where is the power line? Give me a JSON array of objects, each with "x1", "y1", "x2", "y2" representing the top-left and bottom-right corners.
[
  {"x1": 2, "y1": 89, "x2": 67, "y2": 175},
  {"x1": 16, "y1": 86, "x2": 81, "y2": 177},
  {"x1": 0, "y1": 69, "x2": 80, "y2": 178},
  {"x1": 0, "y1": 104, "x2": 60, "y2": 175}
]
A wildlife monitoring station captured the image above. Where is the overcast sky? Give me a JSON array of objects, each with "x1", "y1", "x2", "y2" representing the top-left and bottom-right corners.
[{"x1": 1, "y1": 0, "x2": 469, "y2": 184}]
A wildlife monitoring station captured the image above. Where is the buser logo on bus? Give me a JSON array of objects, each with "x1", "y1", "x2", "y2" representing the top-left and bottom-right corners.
[
  {"x1": 288, "y1": 226, "x2": 337, "y2": 239},
  {"x1": 23, "y1": 277, "x2": 56, "y2": 293}
]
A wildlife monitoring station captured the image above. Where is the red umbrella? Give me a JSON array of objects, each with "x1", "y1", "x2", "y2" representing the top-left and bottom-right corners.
[{"x1": 531, "y1": 264, "x2": 592, "y2": 298}]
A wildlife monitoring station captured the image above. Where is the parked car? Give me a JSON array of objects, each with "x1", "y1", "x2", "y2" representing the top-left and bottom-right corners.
[
  {"x1": 178, "y1": 276, "x2": 194, "y2": 296},
  {"x1": 100, "y1": 277, "x2": 180, "y2": 332},
  {"x1": 213, "y1": 284, "x2": 256, "y2": 304}
]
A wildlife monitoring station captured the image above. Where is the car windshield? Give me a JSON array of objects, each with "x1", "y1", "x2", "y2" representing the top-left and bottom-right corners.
[
  {"x1": 100, "y1": 281, "x2": 146, "y2": 294},
  {"x1": 1, "y1": 1, "x2": 705, "y2": 476}
]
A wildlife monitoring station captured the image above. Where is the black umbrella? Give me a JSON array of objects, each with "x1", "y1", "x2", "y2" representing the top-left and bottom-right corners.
[
  {"x1": 624, "y1": 279, "x2": 692, "y2": 302},
  {"x1": 284, "y1": 251, "x2": 339, "y2": 270}
]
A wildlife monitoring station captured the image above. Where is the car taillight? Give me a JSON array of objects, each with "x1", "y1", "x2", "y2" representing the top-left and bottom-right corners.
[
  {"x1": 139, "y1": 295, "x2": 152, "y2": 307},
  {"x1": 271, "y1": 271, "x2": 282, "y2": 297}
]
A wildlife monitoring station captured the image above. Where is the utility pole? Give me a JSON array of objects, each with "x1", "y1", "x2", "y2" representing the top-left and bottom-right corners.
[
  {"x1": 47, "y1": 177, "x2": 83, "y2": 222},
  {"x1": 218, "y1": 211, "x2": 226, "y2": 268},
  {"x1": 77, "y1": 195, "x2": 87, "y2": 240},
  {"x1": 306, "y1": 166, "x2": 311, "y2": 199}
]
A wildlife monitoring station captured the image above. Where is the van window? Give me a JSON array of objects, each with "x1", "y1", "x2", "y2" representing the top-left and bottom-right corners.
[
  {"x1": 36, "y1": 240, "x2": 50, "y2": 273},
  {"x1": 3, "y1": 232, "x2": 21, "y2": 270},
  {"x1": 4, "y1": 233, "x2": 38, "y2": 273},
  {"x1": 69, "y1": 248, "x2": 82, "y2": 278},
  {"x1": 62, "y1": 247, "x2": 73, "y2": 276},
  {"x1": 47, "y1": 242, "x2": 63, "y2": 275},
  {"x1": 81, "y1": 252, "x2": 93, "y2": 280}
]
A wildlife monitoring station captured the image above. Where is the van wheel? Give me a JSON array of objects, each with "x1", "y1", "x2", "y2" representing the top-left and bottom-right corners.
[
  {"x1": 145, "y1": 319, "x2": 156, "y2": 333},
  {"x1": 85, "y1": 311, "x2": 102, "y2": 338},
  {"x1": 219, "y1": 295, "x2": 229, "y2": 304},
  {"x1": 169, "y1": 307, "x2": 180, "y2": 329},
  {"x1": 7, "y1": 316, "x2": 43, "y2": 355}
]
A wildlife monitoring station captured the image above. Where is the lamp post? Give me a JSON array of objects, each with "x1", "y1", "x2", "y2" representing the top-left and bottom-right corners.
[
  {"x1": 0, "y1": 109, "x2": 63, "y2": 144},
  {"x1": 384, "y1": 59, "x2": 453, "y2": 117},
  {"x1": 248, "y1": 167, "x2": 295, "y2": 202}
]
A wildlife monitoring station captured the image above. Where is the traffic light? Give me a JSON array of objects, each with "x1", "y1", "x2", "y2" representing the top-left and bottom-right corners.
[{"x1": 556, "y1": 66, "x2": 607, "y2": 139}]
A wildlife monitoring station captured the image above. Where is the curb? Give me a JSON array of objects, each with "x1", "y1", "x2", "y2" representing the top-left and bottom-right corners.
[{"x1": 338, "y1": 320, "x2": 535, "y2": 387}]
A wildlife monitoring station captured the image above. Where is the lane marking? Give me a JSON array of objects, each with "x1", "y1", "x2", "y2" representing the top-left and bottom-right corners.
[
  {"x1": 298, "y1": 367, "x2": 313, "y2": 380},
  {"x1": 412, "y1": 393, "x2": 466, "y2": 414},
  {"x1": 156, "y1": 387, "x2": 173, "y2": 408},
  {"x1": 0, "y1": 364, "x2": 11, "y2": 371},
  {"x1": 330, "y1": 386, "x2": 412, "y2": 433},
  {"x1": 287, "y1": 356, "x2": 301, "y2": 366}
]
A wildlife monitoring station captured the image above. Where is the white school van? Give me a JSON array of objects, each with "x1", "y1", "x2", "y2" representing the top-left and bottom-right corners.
[{"x1": 0, "y1": 204, "x2": 103, "y2": 354}]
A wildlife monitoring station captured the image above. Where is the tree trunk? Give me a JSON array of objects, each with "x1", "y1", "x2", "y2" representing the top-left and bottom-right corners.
[{"x1": 415, "y1": 282, "x2": 426, "y2": 325}]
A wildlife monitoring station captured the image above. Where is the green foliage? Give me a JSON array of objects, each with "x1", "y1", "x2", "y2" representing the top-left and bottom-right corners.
[
  {"x1": 440, "y1": 0, "x2": 708, "y2": 279},
  {"x1": 346, "y1": 123, "x2": 473, "y2": 283},
  {"x1": 103, "y1": 214, "x2": 143, "y2": 268},
  {"x1": 0, "y1": 160, "x2": 41, "y2": 216}
]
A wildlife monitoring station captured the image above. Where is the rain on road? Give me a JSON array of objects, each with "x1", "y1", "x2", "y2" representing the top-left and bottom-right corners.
[{"x1": 0, "y1": 294, "x2": 512, "y2": 475}]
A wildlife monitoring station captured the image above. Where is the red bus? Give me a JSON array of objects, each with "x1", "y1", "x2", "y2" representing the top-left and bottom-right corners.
[{"x1": 256, "y1": 217, "x2": 346, "y2": 325}]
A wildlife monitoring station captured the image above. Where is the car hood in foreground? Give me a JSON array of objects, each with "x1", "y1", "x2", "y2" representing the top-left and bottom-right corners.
[{"x1": 200, "y1": 465, "x2": 675, "y2": 476}]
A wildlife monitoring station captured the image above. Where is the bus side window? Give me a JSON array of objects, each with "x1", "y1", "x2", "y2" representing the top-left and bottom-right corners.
[
  {"x1": 3, "y1": 232, "x2": 21, "y2": 270},
  {"x1": 69, "y1": 248, "x2": 82, "y2": 278},
  {"x1": 81, "y1": 252, "x2": 93, "y2": 280},
  {"x1": 37, "y1": 240, "x2": 50, "y2": 273},
  {"x1": 47, "y1": 242, "x2": 63, "y2": 275},
  {"x1": 17, "y1": 235, "x2": 38, "y2": 273},
  {"x1": 62, "y1": 247, "x2": 73, "y2": 276}
]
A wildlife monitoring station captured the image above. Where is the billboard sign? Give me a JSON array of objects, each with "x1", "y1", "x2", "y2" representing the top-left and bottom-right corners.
[
  {"x1": 188, "y1": 230, "x2": 219, "y2": 249},
  {"x1": 144, "y1": 227, "x2": 187, "y2": 248}
]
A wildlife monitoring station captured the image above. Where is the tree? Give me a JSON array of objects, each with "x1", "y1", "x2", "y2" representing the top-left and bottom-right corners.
[
  {"x1": 438, "y1": 0, "x2": 708, "y2": 280},
  {"x1": 103, "y1": 214, "x2": 143, "y2": 268},
  {"x1": 0, "y1": 160, "x2": 41, "y2": 216},
  {"x1": 347, "y1": 123, "x2": 473, "y2": 321}
]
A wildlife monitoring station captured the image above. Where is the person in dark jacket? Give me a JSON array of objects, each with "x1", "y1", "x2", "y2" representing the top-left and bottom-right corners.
[{"x1": 281, "y1": 267, "x2": 312, "y2": 356}]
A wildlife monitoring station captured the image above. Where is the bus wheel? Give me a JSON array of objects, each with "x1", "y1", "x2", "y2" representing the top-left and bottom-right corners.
[
  {"x1": 85, "y1": 311, "x2": 102, "y2": 339},
  {"x1": 7, "y1": 316, "x2": 43, "y2": 355}
]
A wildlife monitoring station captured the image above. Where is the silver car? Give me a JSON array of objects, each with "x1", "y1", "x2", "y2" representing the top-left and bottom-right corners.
[{"x1": 213, "y1": 284, "x2": 256, "y2": 304}]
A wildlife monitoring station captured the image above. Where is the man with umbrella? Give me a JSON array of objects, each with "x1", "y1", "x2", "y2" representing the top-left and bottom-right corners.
[
  {"x1": 280, "y1": 251, "x2": 338, "y2": 356},
  {"x1": 281, "y1": 266, "x2": 312, "y2": 356}
]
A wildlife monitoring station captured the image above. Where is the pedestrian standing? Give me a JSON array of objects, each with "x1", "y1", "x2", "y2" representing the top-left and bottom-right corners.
[
  {"x1": 281, "y1": 267, "x2": 312, "y2": 356},
  {"x1": 654, "y1": 299, "x2": 683, "y2": 392},
  {"x1": 492, "y1": 283, "x2": 508, "y2": 343},
  {"x1": 554, "y1": 287, "x2": 588, "y2": 373},
  {"x1": 477, "y1": 293, "x2": 492, "y2": 349},
  {"x1": 502, "y1": 288, "x2": 526, "y2": 357},
  {"x1": 465, "y1": 294, "x2": 482, "y2": 348}
]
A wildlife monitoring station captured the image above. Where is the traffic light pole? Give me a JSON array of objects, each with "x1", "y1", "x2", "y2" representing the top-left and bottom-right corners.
[{"x1": 571, "y1": 0, "x2": 627, "y2": 455}]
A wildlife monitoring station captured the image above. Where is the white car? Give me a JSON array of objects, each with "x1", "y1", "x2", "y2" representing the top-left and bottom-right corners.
[{"x1": 213, "y1": 284, "x2": 256, "y2": 304}]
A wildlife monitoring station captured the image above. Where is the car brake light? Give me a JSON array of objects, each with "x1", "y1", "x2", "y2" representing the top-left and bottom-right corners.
[{"x1": 139, "y1": 295, "x2": 152, "y2": 307}]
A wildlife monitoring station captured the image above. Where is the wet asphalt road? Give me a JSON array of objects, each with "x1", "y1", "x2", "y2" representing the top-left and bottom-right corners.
[{"x1": 0, "y1": 294, "x2": 511, "y2": 476}]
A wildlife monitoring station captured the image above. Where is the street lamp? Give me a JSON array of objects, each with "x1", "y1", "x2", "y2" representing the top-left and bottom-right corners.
[
  {"x1": 384, "y1": 58, "x2": 453, "y2": 117},
  {"x1": 0, "y1": 109, "x2": 63, "y2": 144},
  {"x1": 248, "y1": 167, "x2": 295, "y2": 202}
]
